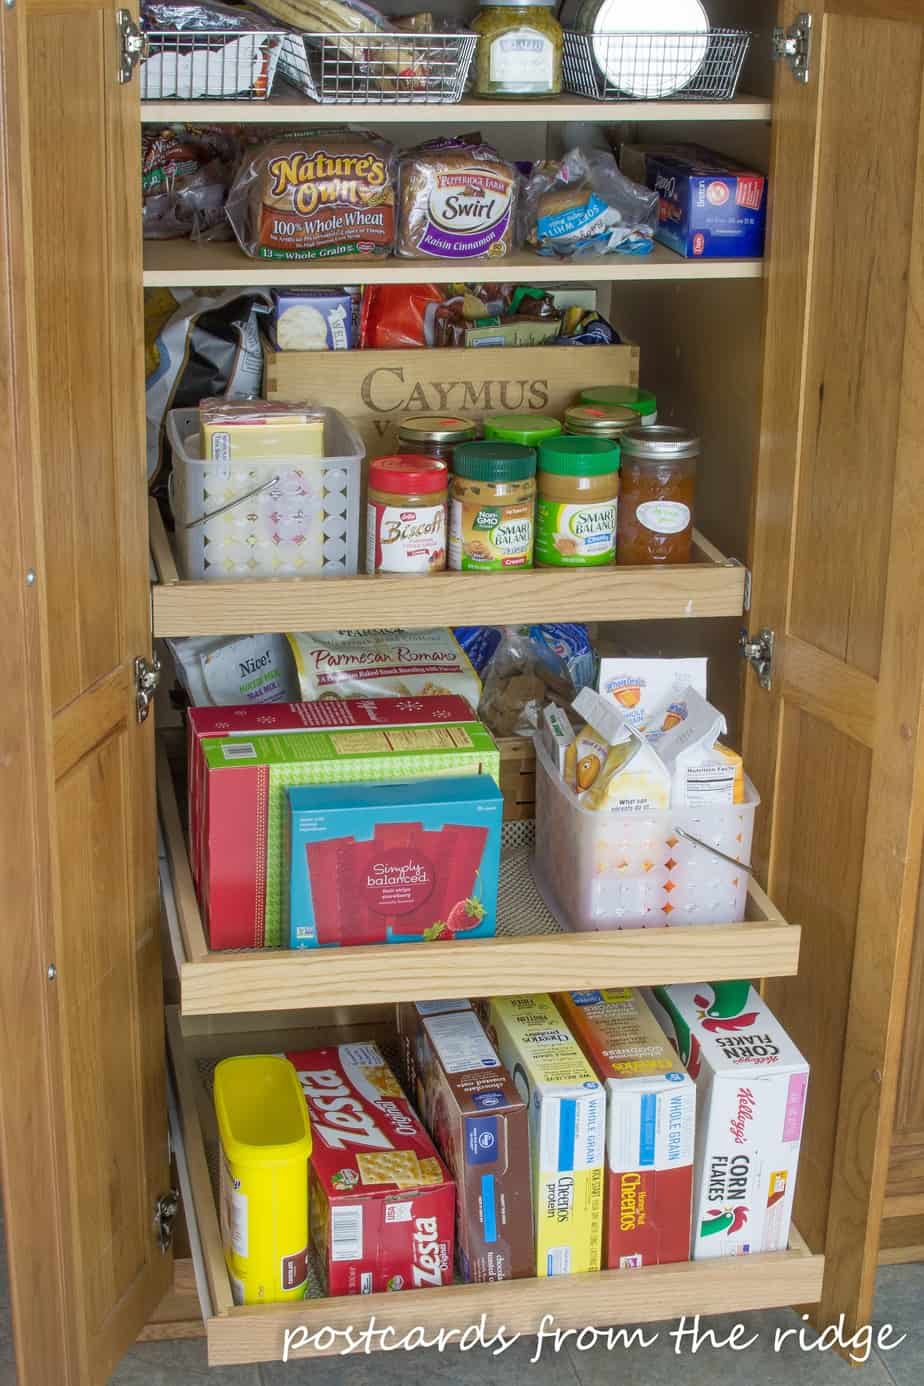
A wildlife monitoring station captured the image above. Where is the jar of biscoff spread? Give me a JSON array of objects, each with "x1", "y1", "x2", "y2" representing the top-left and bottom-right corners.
[
  {"x1": 397, "y1": 414, "x2": 478, "y2": 466},
  {"x1": 366, "y1": 454, "x2": 448, "y2": 575},
  {"x1": 563, "y1": 403, "x2": 639, "y2": 440},
  {"x1": 449, "y1": 441, "x2": 536, "y2": 571},
  {"x1": 578, "y1": 385, "x2": 658, "y2": 425},
  {"x1": 616, "y1": 426, "x2": 698, "y2": 566},
  {"x1": 535, "y1": 436, "x2": 620, "y2": 567}
]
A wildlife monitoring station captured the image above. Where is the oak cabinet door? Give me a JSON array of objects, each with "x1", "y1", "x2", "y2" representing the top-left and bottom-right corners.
[
  {"x1": 743, "y1": 0, "x2": 924, "y2": 1338},
  {"x1": 0, "y1": 5, "x2": 172, "y2": 1385}
]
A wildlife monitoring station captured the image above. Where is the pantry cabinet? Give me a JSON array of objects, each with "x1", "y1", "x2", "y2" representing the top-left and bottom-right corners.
[{"x1": 0, "y1": 0, "x2": 922, "y2": 1383}]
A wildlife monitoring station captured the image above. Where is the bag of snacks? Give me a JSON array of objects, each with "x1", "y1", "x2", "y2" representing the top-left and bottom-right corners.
[
  {"x1": 477, "y1": 626, "x2": 574, "y2": 737},
  {"x1": 286, "y1": 628, "x2": 482, "y2": 708},
  {"x1": 167, "y1": 634, "x2": 299, "y2": 706},
  {"x1": 523, "y1": 147, "x2": 658, "y2": 258}
]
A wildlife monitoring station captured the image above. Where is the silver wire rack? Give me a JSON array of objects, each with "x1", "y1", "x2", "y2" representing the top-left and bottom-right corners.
[
  {"x1": 562, "y1": 28, "x2": 752, "y2": 102},
  {"x1": 278, "y1": 30, "x2": 477, "y2": 104},
  {"x1": 139, "y1": 27, "x2": 287, "y2": 99}
]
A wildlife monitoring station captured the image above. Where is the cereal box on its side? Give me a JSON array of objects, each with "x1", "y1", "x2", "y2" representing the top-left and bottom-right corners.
[
  {"x1": 286, "y1": 1043, "x2": 455, "y2": 1296},
  {"x1": 556, "y1": 988, "x2": 695, "y2": 1269},
  {"x1": 201, "y1": 716, "x2": 498, "y2": 949},
  {"x1": 647, "y1": 981, "x2": 809, "y2": 1260},
  {"x1": 481, "y1": 995, "x2": 605, "y2": 1277}
]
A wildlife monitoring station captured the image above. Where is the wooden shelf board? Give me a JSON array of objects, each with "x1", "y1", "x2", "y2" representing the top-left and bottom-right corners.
[
  {"x1": 157, "y1": 740, "x2": 801, "y2": 1019},
  {"x1": 141, "y1": 90, "x2": 772, "y2": 126},
  {"x1": 165, "y1": 1008, "x2": 822, "y2": 1366},
  {"x1": 143, "y1": 239, "x2": 764, "y2": 288},
  {"x1": 149, "y1": 502, "x2": 746, "y2": 636}
]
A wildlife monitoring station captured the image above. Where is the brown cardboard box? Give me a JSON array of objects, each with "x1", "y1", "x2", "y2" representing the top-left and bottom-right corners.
[
  {"x1": 395, "y1": 999, "x2": 472, "y2": 1100},
  {"x1": 413, "y1": 1007, "x2": 535, "y2": 1282}
]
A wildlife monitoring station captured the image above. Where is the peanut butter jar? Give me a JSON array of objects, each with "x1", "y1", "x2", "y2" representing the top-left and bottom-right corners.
[
  {"x1": 449, "y1": 441, "x2": 537, "y2": 571},
  {"x1": 535, "y1": 436, "x2": 620, "y2": 567}
]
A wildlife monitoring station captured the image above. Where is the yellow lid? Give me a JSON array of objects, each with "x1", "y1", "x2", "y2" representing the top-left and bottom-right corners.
[{"x1": 214, "y1": 1056, "x2": 312, "y2": 1166}]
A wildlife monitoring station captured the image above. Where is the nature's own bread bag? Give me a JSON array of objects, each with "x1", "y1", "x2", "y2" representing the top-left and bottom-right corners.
[
  {"x1": 226, "y1": 129, "x2": 396, "y2": 260},
  {"x1": 397, "y1": 137, "x2": 518, "y2": 260}
]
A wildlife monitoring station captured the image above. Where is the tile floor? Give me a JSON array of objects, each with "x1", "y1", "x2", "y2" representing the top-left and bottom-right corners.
[{"x1": 0, "y1": 1206, "x2": 921, "y2": 1386}]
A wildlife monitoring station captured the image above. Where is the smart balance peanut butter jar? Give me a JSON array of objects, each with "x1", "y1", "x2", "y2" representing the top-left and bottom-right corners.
[
  {"x1": 449, "y1": 440, "x2": 537, "y2": 571},
  {"x1": 535, "y1": 435, "x2": 620, "y2": 567}
]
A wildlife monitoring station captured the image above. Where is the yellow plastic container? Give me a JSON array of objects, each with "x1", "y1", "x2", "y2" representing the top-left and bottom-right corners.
[{"x1": 214, "y1": 1055, "x2": 313, "y2": 1306}]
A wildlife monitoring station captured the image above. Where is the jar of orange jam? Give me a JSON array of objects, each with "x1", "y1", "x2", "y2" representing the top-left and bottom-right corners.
[{"x1": 616, "y1": 426, "x2": 698, "y2": 565}]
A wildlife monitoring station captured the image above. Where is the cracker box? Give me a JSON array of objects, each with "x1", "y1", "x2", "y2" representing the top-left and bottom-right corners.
[
  {"x1": 648, "y1": 981, "x2": 809, "y2": 1259},
  {"x1": 187, "y1": 694, "x2": 478, "y2": 893},
  {"x1": 271, "y1": 289, "x2": 356, "y2": 351},
  {"x1": 412, "y1": 1007, "x2": 535, "y2": 1282},
  {"x1": 555, "y1": 989, "x2": 695, "y2": 1269},
  {"x1": 285, "y1": 1043, "x2": 455, "y2": 1296},
  {"x1": 396, "y1": 999, "x2": 472, "y2": 1097},
  {"x1": 286, "y1": 776, "x2": 503, "y2": 948},
  {"x1": 481, "y1": 995, "x2": 605, "y2": 1276},
  {"x1": 199, "y1": 713, "x2": 498, "y2": 949},
  {"x1": 619, "y1": 144, "x2": 767, "y2": 260}
]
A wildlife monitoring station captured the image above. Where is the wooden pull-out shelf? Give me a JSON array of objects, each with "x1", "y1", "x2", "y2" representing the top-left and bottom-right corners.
[
  {"x1": 157, "y1": 737, "x2": 801, "y2": 1018},
  {"x1": 149, "y1": 502, "x2": 747, "y2": 636},
  {"x1": 166, "y1": 1008, "x2": 824, "y2": 1368}
]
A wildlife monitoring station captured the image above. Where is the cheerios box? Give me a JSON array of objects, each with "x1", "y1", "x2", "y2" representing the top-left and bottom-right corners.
[
  {"x1": 555, "y1": 989, "x2": 695, "y2": 1269},
  {"x1": 286, "y1": 1043, "x2": 455, "y2": 1296},
  {"x1": 480, "y1": 995, "x2": 605, "y2": 1277},
  {"x1": 647, "y1": 982, "x2": 809, "y2": 1260},
  {"x1": 200, "y1": 712, "x2": 498, "y2": 949}
]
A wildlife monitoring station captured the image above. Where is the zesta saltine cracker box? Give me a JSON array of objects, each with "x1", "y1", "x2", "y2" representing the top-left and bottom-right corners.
[
  {"x1": 481, "y1": 995, "x2": 605, "y2": 1276},
  {"x1": 648, "y1": 981, "x2": 809, "y2": 1259},
  {"x1": 286, "y1": 1043, "x2": 455, "y2": 1295}
]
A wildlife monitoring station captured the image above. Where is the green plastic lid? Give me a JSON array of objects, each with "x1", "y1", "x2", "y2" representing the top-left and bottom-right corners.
[
  {"x1": 579, "y1": 386, "x2": 658, "y2": 416},
  {"x1": 539, "y1": 435, "x2": 621, "y2": 477},
  {"x1": 483, "y1": 413, "x2": 563, "y2": 446},
  {"x1": 452, "y1": 440, "x2": 537, "y2": 482}
]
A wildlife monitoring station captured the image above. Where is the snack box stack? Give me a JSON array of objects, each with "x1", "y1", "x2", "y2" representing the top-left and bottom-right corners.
[
  {"x1": 396, "y1": 998, "x2": 473, "y2": 1098},
  {"x1": 402, "y1": 1004, "x2": 535, "y2": 1283},
  {"x1": 286, "y1": 776, "x2": 503, "y2": 948},
  {"x1": 647, "y1": 982, "x2": 809, "y2": 1260},
  {"x1": 189, "y1": 696, "x2": 498, "y2": 949},
  {"x1": 480, "y1": 994, "x2": 606, "y2": 1277},
  {"x1": 286, "y1": 1042, "x2": 455, "y2": 1296},
  {"x1": 555, "y1": 989, "x2": 695, "y2": 1269}
]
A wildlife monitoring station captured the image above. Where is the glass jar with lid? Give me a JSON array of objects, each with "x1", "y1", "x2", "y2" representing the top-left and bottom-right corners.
[
  {"x1": 616, "y1": 425, "x2": 699, "y2": 566},
  {"x1": 397, "y1": 414, "x2": 478, "y2": 465},
  {"x1": 472, "y1": 0, "x2": 563, "y2": 99},
  {"x1": 563, "y1": 403, "x2": 639, "y2": 440},
  {"x1": 578, "y1": 385, "x2": 658, "y2": 425},
  {"x1": 449, "y1": 441, "x2": 537, "y2": 571}
]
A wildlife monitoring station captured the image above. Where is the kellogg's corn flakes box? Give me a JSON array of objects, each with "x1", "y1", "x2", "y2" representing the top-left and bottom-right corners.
[
  {"x1": 481, "y1": 995, "x2": 605, "y2": 1277},
  {"x1": 647, "y1": 981, "x2": 809, "y2": 1260},
  {"x1": 286, "y1": 1043, "x2": 455, "y2": 1295}
]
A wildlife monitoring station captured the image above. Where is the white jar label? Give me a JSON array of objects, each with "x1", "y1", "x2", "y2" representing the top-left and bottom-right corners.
[
  {"x1": 489, "y1": 28, "x2": 555, "y2": 85},
  {"x1": 635, "y1": 500, "x2": 691, "y2": 535},
  {"x1": 367, "y1": 500, "x2": 446, "y2": 573}
]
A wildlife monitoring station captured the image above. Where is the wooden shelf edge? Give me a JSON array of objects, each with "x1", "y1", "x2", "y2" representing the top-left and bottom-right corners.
[{"x1": 141, "y1": 92, "x2": 773, "y2": 126}]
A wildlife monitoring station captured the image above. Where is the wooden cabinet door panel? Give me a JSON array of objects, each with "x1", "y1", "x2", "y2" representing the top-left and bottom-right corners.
[
  {"x1": 744, "y1": 0, "x2": 924, "y2": 1336},
  {"x1": 0, "y1": 5, "x2": 171, "y2": 1385}
]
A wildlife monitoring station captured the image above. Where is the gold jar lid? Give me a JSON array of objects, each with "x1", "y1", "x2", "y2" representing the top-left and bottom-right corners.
[
  {"x1": 563, "y1": 404, "x2": 639, "y2": 438},
  {"x1": 398, "y1": 413, "x2": 479, "y2": 444}
]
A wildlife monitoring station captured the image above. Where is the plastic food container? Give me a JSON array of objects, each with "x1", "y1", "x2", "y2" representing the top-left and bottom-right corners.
[
  {"x1": 533, "y1": 742, "x2": 758, "y2": 930},
  {"x1": 449, "y1": 440, "x2": 537, "y2": 571},
  {"x1": 535, "y1": 435, "x2": 620, "y2": 567},
  {"x1": 366, "y1": 453, "x2": 449, "y2": 574},
  {"x1": 214, "y1": 1055, "x2": 313, "y2": 1306},
  {"x1": 167, "y1": 407, "x2": 363, "y2": 580}
]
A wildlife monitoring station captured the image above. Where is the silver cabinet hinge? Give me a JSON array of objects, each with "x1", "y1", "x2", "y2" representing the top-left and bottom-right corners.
[
  {"x1": 135, "y1": 652, "x2": 161, "y2": 724},
  {"x1": 117, "y1": 8, "x2": 148, "y2": 84},
  {"x1": 772, "y1": 12, "x2": 812, "y2": 84},
  {"x1": 740, "y1": 627, "x2": 775, "y2": 691},
  {"x1": 154, "y1": 1189, "x2": 179, "y2": 1254}
]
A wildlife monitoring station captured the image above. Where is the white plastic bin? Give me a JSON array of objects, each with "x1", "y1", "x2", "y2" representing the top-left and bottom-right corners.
[
  {"x1": 167, "y1": 407, "x2": 363, "y2": 581},
  {"x1": 533, "y1": 742, "x2": 758, "y2": 930}
]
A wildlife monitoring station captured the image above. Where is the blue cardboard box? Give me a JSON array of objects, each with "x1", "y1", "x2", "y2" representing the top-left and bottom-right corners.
[
  {"x1": 286, "y1": 775, "x2": 503, "y2": 948},
  {"x1": 619, "y1": 144, "x2": 767, "y2": 260}
]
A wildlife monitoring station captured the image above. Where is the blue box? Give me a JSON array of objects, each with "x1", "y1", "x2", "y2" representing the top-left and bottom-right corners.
[
  {"x1": 286, "y1": 775, "x2": 503, "y2": 949},
  {"x1": 619, "y1": 144, "x2": 766, "y2": 260}
]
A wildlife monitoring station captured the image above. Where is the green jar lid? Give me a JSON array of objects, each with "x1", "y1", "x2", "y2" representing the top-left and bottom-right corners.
[
  {"x1": 483, "y1": 413, "x2": 563, "y2": 446},
  {"x1": 579, "y1": 386, "x2": 658, "y2": 416},
  {"x1": 539, "y1": 435, "x2": 620, "y2": 477},
  {"x1": 452, "y1": 440, "x2": 537, "y2": 482}
]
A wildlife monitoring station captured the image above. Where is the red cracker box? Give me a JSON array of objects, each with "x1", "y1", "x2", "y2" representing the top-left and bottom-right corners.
[
  {"x1": 556, "y1": 989, "x2": 695, "y2": 1269},
  {"x1": 186, "y1": 694, "x2": 478, "y2": 892},
  {"x1": 286, "y1": 1042, "x2": 455, "y2": 1296}
]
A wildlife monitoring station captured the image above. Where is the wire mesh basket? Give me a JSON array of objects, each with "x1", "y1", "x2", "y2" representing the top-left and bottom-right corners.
[
  {"x1": 140, "y1": 28, "x2": 287, "y2": 99},
  {"x1": 562, "y1": 28, "x2": 751, "y2": 101},
  {"x1": 277, "y1": 30, "x2": 477, "y2": 104}
]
